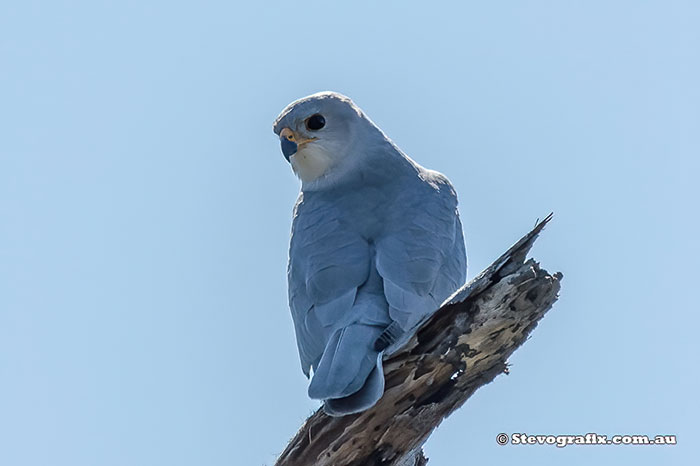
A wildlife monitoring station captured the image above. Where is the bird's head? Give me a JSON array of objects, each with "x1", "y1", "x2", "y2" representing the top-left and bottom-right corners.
[{"x1": 273, "y1": 92, "x2": 375, "y2": 184}]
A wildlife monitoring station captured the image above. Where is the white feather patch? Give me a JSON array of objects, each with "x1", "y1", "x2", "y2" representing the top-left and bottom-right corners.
[{"x1": 290, "y1": 143, "x2": 334, "y2": 183}]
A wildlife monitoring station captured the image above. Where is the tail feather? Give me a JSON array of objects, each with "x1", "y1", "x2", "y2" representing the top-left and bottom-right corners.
[
  {"x1": 308, "y1": 324, "x2": 383, "y2": 401},
  {"x1": 323, "y1": 354, "x2": 385, "y2": 416}
]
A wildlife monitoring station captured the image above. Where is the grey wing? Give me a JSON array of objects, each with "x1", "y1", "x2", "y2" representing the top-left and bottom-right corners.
[
  {"x1": 375, "y1": 171, "x2": 467, "y2": 330},
  {"x1": 287, "y1": 195, "x2": 371, "y2": 377}
]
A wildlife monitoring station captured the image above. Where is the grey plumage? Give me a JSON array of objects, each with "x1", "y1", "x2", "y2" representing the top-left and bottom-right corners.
[{"x1": 273, "y1": 92, "x2": 466, "y2": 416}]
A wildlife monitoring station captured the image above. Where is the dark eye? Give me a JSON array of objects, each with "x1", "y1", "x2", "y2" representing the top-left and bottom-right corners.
[{"x1": 305, "y1": 114, "x2": 325, "y2": 131}]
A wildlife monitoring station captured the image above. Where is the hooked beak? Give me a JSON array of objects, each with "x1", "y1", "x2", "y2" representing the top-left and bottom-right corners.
[{"x1": 279, "y1": 127, "x2": 317, "y2": 163}]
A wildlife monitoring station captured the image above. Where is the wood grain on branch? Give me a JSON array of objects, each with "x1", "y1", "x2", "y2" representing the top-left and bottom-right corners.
[{"x1": 275, "y1": 214, "x2": 562, "y2": 466}]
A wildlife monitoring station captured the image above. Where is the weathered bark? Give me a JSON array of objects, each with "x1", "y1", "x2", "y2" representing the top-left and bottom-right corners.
[{"x1": 275, "y1": 214, "x2": 562, "y2": 466}]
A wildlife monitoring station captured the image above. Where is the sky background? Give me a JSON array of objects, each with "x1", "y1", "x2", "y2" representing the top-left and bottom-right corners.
[{"x1": 1, "y1": 1, "x2": 698, "y2": 465}]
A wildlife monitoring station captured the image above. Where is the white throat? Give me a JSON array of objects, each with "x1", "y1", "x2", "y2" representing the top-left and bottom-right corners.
[{"x1": 290, "y1": 143, "x2": 335, "y2": 183}]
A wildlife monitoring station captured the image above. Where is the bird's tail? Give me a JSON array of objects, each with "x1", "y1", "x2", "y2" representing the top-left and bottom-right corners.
[{"x1": 308, "y1": 323, "x2": 385, "y2": 416}]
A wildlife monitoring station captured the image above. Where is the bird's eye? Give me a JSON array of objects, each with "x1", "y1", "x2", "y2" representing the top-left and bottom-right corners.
[{"x1": 305, "y1": 114, "x2": 326, "y2": 131}]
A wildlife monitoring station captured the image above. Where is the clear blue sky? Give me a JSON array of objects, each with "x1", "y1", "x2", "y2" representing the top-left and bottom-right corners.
[{"x1": 1, "y1": 1, "x2": 697, "y2": 465}]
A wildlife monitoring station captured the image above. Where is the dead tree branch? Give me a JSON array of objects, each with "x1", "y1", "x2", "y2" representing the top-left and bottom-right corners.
[{"x1": 275, "y1": 214, "x2": 562, "y2": 466}]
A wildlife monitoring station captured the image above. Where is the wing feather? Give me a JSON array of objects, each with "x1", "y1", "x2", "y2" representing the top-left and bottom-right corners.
[
  {"x1": 376, "y1": 171, "x2": 465, "y2": 329},
  {"x1": 288, "y1": 194, "x2": 371, "y2": 376}
]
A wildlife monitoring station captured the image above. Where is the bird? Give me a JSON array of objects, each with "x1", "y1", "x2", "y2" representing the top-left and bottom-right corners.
[{"x1": 273, "y1": 92, "x2": 466, "y2": 416}]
